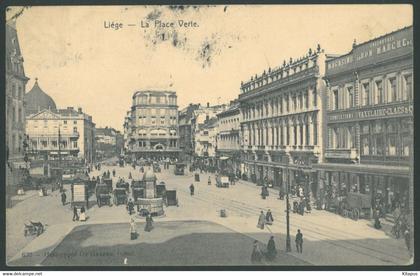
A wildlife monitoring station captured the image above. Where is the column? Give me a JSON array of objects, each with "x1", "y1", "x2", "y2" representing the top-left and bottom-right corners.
[
  {"x1": 273, "y1": 124, "x2": 277, "y2": 147},
  {"x1": 302, "y1": 120, "x2": 307, "y2": 146},
  {"x1": 309, "y1": 115, "x2": 314, "y2": 146}
]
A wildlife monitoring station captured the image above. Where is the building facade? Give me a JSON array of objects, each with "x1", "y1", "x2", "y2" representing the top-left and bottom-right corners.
[
  {"x1": 6, "y1": 20, "x2": 30, "y2": 202},
  {"x1": 96, "y1": 127, "x2": 124, "y2": 160},
  {"x1": 238, "y1": 46, "x2": 327, "y2": 197},
  {"x1": 314, "y1": 26, "x2": 413, "y2": 218},
  {"x1": 178, "y1": 104, "x2": 200, "y2": 162},
  {"x1": 216, "y1": 100, "x2": 241, "y2": 176},
  {"x1": 127, "y1": 90, "x2": 180, "y2": 160},
  {"x1": 194, "y1": 117, "x2": 218, "y2": 167},
  {"x1": 26, "y1": 106, "x2": 96, "y2": 164}
]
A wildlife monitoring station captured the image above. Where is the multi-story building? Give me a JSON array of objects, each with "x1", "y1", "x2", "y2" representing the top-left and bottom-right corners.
[
  {"x1": 314, "y1": 26, "x2": 413, "y2": 217},
  {"x1": 6, "y1": 20, "x2": 30, "y2": 203},
  {"x1": 127, "y1": 90, "x2": 180, "y2": 160},
  {"x1": 216, "y1": 100, "x2": 242, "y2": 176},
  {"x1": 194, "y1": 117, "x2": 218, "y2": 167},
  {"x1": 96, "y1": 127, "x2": 124, "y2": 160},
  {"x1": 25, "y1": 81, "x2": 96, "y2": 164},
  {"x1": 191, "y1": 103, "x2": 227, "y2": 157},
  {"x1": 178, "y1": 104, "x2": 200, "y2": 162},
  {"x1": 238, "y1": 46, "x2": 327, "y2": 196}
]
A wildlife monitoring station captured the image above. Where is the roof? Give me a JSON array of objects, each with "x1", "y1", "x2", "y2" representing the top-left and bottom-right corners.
[
  {"x1": 133, "y1": 90, "x2": 177, "y2": 98},
  {"x1": 24, "y1": 79, "x2": 57, "y2": 116}
]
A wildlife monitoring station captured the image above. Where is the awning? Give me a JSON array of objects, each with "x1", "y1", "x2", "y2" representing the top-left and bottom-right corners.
[
  {"x1": 219, "y1": 156, "x2": 230, "y2": 160},
  {"x1": 313, "y1": 162, "x2": 410, "y2": 177}
]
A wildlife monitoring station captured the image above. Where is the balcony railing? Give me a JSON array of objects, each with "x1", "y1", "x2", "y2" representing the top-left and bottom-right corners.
[
  {"x1": 325, "y1": 148, "x2": 358, "y2": 160},
  {"x1": 360, "y1": 154, "x2": 409, "y2": 164}
]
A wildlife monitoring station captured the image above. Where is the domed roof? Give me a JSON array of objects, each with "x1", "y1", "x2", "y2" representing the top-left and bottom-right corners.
[
  {"x1": 142, "y1": 169, "x2": 156, "y2": 181},
  {"x1": 25, "y1": 78, "x2": 57, "y2": 116}
]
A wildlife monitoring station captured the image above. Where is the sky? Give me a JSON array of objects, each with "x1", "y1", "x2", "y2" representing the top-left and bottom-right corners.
[{"x1": 7, "y1": 5, "x2": 413, "y2": 131}]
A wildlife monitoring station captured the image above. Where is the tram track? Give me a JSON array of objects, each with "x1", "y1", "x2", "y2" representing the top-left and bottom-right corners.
[{"x1": 176, "y1": 186, "x2": 407, "y2": 265}]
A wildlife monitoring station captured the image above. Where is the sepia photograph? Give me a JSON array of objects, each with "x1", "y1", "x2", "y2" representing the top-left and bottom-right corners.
[{"x1": 3, "y1": 3, "x2": 415, "y2": 269}]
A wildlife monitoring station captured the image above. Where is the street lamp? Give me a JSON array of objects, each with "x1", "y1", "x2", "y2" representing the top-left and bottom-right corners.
[{"x1": 284, "y1": 156, "x2": 292, "y2": 252}]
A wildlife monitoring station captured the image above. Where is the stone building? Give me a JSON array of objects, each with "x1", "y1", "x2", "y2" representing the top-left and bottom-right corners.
[
  {"x1": 26, "y1": 106, "x2": 96, "y2": 164},
  {"x1": 314, "y1": 26, "x2": 413, "y2": 218},
  {"x1": 178, "y1": 104, "x2": 200, "y2": 162},
  {"x1": 216, "y1": 100, "x2": 242, "y2": 176},
  {"x1": 6, "y1": 20, "x2": 30, "y2": 203},
  {"x1": 127, "y1": 90, "x2": 180, "y2": 160},
  {"x1": 238, "y1": 45, "x2": 327, "y2": 196}
]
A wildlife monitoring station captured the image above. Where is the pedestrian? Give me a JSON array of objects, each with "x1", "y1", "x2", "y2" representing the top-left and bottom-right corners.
[
  {"x1": 80, "y1": 206, "x2": 86, "y2": 221},
  {"x1": 266, "y1": 209, "x2": 274, "y2": 225},
  {"x1": 128, "y1": 172, "x2": 132, "y2": 179},
  {"x1": 374, "y1": 209, "x2": 382, "y2": 229},
  {"x1": 190, "y1": 183, "x2": 195, "y2": 196},
  {"x1": 144, "y1": 213, "x2": 154, "y2": 232},
  {"x1": 251, "y1": 240, "x2": 263, "y2": 264},
  {"x1": 61, "y1": 191, "x2": 67, "y2": 206},
  {"x1": 295, "y1": 229, "x2": 303, "y2": 253},
  {"x1": 208, "y1": 176, "x2": 211, "y2": 185},
  {"x1": 72, "y1": 206, "x2": 79, "y2": 221},
  {"x1": 112, "y1": 169, "x2": 116, "y2": 177},
  {"x1": 130, "y1": 218, "x2": 138, "y2": 240},
  {"x1": 266, "y1": 236, "x2": 277, "y2": 261},
  {"x1": 257, "y1": 210, "x2": 265, "y2": 229},
  {"x1": 127, "y1": 198, "x2": 135, "y2": 215}
]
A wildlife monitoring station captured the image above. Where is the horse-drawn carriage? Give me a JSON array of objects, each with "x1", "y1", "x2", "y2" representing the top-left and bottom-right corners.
[
  {"x1": 113, "y1": 188, "x2": 128, "y2": 206},
  {"x1": 174, "y1": 163, "x2": 186, "y2": 175},
  {"x1": 103, "y1": 178, "x2": 113, "y2": 191},
  {"x1": 116, "y1": 179, "x2": 129, "y2": 191},
  {"x1": 216, "y1": 175, "x2": 230, "y2": 188},
  {"x1": 131, "y1": 180, "x2": 145, "y2": 202},
  {"x1": 96, "y1": 184, "x2": 112, "y2": 207},
  {"x1": 341, "y1": 192, "x2": 372, "y2": 220}
]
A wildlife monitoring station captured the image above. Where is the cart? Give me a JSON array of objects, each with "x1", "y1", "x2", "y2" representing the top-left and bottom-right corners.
[
  {"x1": 131, "y1": 180, "x2": 145, "y2": 202},
  {"x1": 216, "y1": 175, "x2": 230, "y2": 188},
  {"x1": 166, "y1": 189, "x2": 179, "y2": 206},
  {"x1": 113, "y1": 188, "x2": 128, "y2": 206},
  {"x1": 103, "y1": 178, "x2": 113, "y2": 191},
  {"x1": 174, "y1": 163, "x2": 186, "y2": 175},
  {"x1": 96, "y1": 184, "x2": 111, "y2": 207},
  {"x1": 343, "y1": 192, "x2": 372, "y2": 220}
]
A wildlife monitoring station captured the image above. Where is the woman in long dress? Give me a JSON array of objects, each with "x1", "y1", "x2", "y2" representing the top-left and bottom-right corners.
[
  {"x1": 257, "y1": 211, "x2": 265, "y2": 229},
  {"x1": 266, "y1": 236, "x2": 277, "y2": 261},
  {"x1": 80, "y1": 206, "x2": 86, "y2": 221},
  {"x1": 130, "y1": 218, "x2": 137, "y2": 240},
  {"x1": 265, "y1": 209, "x2": 274, "y2": 225},
  {"x1": 251, "y1": 240, "x2": 263, "y2": 264}
]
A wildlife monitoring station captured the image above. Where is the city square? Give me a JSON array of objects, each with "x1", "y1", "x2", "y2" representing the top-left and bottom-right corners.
[{"x1": 4, "y1": 5, "x2": 414, "y2": 268}]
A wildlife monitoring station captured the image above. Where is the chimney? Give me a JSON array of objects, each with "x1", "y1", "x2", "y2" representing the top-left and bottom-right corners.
[
  {"x1": 78, "y1": 107, "x2": 82, "y2": 114},
  {"x1": 207, "y1": 102, "x2": 210, "y2": 108}
]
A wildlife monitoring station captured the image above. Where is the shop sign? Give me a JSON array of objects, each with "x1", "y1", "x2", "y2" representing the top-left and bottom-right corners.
[
  {"x1": 328, "y1": 103, "x2": 413, "y2": 122},
  {"x1": 326, "y1": 27, "x2": 413, "y2": 75}
]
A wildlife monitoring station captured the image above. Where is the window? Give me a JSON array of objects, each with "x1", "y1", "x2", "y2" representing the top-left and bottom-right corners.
[
  {"x1": 73, "y1": 120, "x2": 77, "y2": 124},
  {"x1": 63, "y1": 120, "x2": 67, "y2": 125},
  {"x1": 313, "y1": 88, "x2": 317, "y2": 107},
  {"x1": 156, "y1": 96, "x2": 161, "y2": 104},
  {"x1": 12, "y1": 106, "x2": 16, "y2": 122},
  {"x1": 372, "y1": 121, "x2": 384, "y2": 156},
  {"x1": 375, "y1": 80, "x2": 384, "y2": 104},
  {"x1": 73, "y1": 127, "x2": 77, "y2": 132},
  {"x1": 347, "y1": 87, "x2": 354, "y2": 108},
  {"x1": 313, "y1": 114, "x2": 318, "y2": 145},
  {"x1": 51, "y1": 140, "x2": 58, "y2": 148},
  {"x1": 402, "y1": 74, "x2": 412, "y2": 101},
  {"x1": 388, "y1": 77, "x2": 397, "y2": 102},
  {"x1": 362, "y1": 83, "x2": 370, "y2": 106},
  {"x1": 73, "y1": 141, "x2": 78, "y2": 148},
  {"x1": 333, "y1": 90, "x2": 339, "y2": 110}
]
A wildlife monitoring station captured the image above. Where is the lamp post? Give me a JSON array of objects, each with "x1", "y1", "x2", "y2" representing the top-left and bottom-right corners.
[{"x1": 284, "y1": 155, "x2": 292, "y2": 252}]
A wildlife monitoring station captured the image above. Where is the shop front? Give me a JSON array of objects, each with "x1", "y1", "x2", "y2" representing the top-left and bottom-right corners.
[{"x1": 315, "y1": 163, "x2": 410, "y2": 217}]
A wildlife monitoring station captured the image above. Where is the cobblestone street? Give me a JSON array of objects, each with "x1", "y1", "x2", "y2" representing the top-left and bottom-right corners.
[{"x1": 7, "y1": 164, "x2": 411, "y2": 266}]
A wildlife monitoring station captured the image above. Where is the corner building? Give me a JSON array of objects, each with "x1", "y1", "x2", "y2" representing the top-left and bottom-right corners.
[
  {"x1": 314, "y1": 26, "x2": 413, "y2": 218},
  {"x1": 238, "y1": 47, "x2": 327, "y2": 197},
  {"x1": 128, "y1": 90, "x2": 180, "y2": 160}
]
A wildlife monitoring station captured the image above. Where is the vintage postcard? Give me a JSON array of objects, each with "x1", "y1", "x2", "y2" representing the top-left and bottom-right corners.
[{"x1": 4, "y1": 4, "x2": 414, "y2": 268}]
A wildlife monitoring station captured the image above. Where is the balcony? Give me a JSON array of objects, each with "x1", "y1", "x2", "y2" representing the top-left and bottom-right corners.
[
  {"x1": 325, "y1": 148, "x2": 358, "y2": 160},
  {"x1": 360, "y1": 155, "x2": 409, "y2": 164}
]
